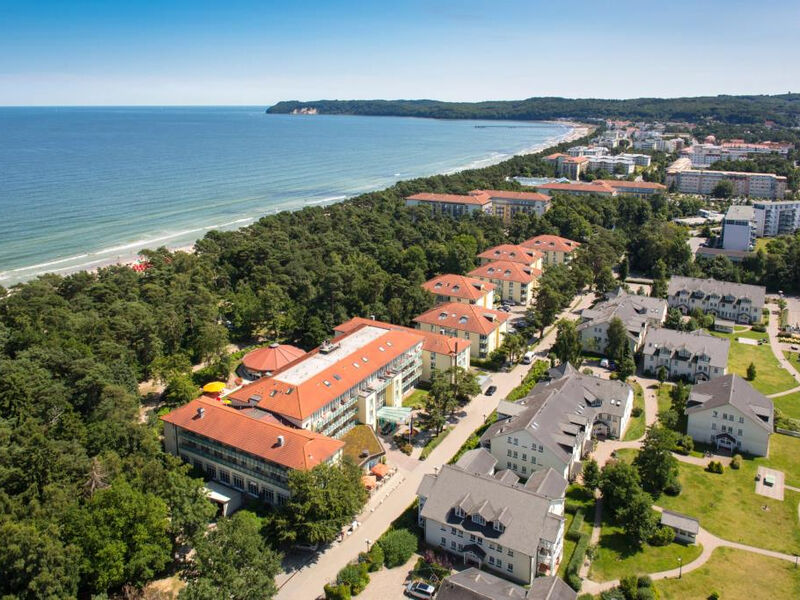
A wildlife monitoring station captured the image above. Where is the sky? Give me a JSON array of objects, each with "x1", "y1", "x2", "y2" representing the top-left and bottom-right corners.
[{"x1": 1, "y1": 0, "x2": 798, "y2": 105}]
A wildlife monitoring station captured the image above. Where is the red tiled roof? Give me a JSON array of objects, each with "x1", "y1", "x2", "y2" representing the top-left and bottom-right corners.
[
  {"x1": 594, "y1": 179, "x2": 666, "y2": 191},
  {"x1": 536, "y1": 182, "x2": 616, "y2": 194},
  {"x1": 242, "y1": 343, "x2": 306, "y2": 373},
  {"x1": 476, "y1": 189, "x2": 551, "y2": 202},
  {"x1": 422, "y1": 274, "x2": 495, "y2": 301},
  {"x1": 469, "y1": 260, "x2": 541, "y2": 284},
  {"x1": 562, "y1": 156, "x2": 589, "y2": 164},
  {"x1": 521, "y1": 234, "x2": 581, "y2": 254},
  {"x1": 228, "y1": 326, "x2": 424, "y2": 421},
  {"x1": 544, "y1": 153, "x2": 567, "y2": 160},
  {"x1": 406, "y1": 192, "x2": 492, "y2": 206},
  {"x1": 413, "y1": 302, "x2": 510, "y2": 336},
  {"x1": 477, "y1": 244, "x2": 543, "y2": 265},
  {"x1": 333, "y1": 317, "x2": 471, "y2": 357},
  {"x1": 161, "y1": 397, "x2": 343, "y2": 470}
]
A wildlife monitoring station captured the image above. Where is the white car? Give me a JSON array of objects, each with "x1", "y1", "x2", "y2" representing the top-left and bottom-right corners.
[
  {"x1": 406, "y1": 581, "x2": 436, "y2": 599},
  {"x1": 600, "y1": 358, "x2": 610, "y2": 368}
]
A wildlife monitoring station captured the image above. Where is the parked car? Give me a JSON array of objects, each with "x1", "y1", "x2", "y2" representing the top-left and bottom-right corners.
[
  {"x1": 791, "y1": 345, "x2": 799, "y2": 351},
  {"x1": 485, "y1": 385, "x2": 497, "y2": 396},
  {"x1": 522, "y1": 351, "x2": 535, "y2": 365},
  {"x1": 406, "y1": 581, "x2": 436, "y2": 599},
  {"x1": 292, "y1": 542, "x2": 319, "y2": 553},
  {"x1": 600, "y1": 358, "x2": 610, "y2": 368}
]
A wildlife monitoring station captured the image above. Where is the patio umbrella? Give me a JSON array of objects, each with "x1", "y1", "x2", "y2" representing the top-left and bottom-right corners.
[{"x1": 202, "y1": 381, "x2": 226, "y2": 394}]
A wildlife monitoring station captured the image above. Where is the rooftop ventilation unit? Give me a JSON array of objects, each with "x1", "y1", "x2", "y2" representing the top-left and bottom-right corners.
[{"x1": 276, "y1": 435, "x2": 285, "y2": 447}]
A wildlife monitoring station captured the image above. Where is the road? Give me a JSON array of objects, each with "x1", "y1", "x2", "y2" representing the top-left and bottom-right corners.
[{"x1": 275, "y1": 291, "x2": 595, "y2": 599}]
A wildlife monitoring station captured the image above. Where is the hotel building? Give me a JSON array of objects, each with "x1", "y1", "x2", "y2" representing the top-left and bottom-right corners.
[
  {"x1": 422, "y1": 273, "x2": 496, "y2": 308},
  {"x1": 753, "y1": 200, "x2": 800, "y2": 237},
  {"x1": 405, "y1": 192, "x2": 492, "y2": 217},
  {"x1": 665, "y1": 158, "x2": 787, "y2": 199},
  {"x1": 414, "y1": 302, "x2": 509, "y2": 359},
  {"x1": 477, "y1": 244, "x2": 544, "y2": 270},
  {"x1": 468, "y1": 261, "x2": 540, "y2": 306},
  {"x1": 520, "y1": 235, "x2": 580, "y2": 266}
]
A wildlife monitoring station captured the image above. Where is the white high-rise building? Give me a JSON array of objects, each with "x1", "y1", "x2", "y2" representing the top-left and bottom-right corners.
[{"x1": 753, "y1": 201, "x2": 800, "y2": 237}]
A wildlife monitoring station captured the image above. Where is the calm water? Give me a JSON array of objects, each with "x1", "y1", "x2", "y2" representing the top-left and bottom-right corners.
[{"x1": 0, "y1": 107, "x2": 570, "y2": 284}]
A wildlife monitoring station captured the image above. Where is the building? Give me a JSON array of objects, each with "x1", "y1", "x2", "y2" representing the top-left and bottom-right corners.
[
  {"x1": 417, "y1": 448, "x2": 567, "y2": 583},
  {"x1": 665, "y1": 158, "x2": 787, "y2": 199},
  {"x1": 634, "y1": 137, "x2": 681, "y2": 153},
  {"x1": 333, "y1": 316, "x2": 471, "y2": 383},
  {"x1": 594, "y1": 179, "x2": 667, "y2": 197},
  {"x1": 660, "y1": 511, "x2": 699, "y2": 545},
  {"x1": 477, "y1": 244, "x2": 544, "y2": 269},
  {"x1": 422, "y1": 274, "x2": 496, "y2": 308},
  {"x1": 667, "y1": 276, "x2": 765, "y2": 325},
  {"x1": 535, "y1": 181, "x2": 617, "y2": 197},
  {"x1": 586, "y1": 155, "x2": 635, "y2": 176},
  {"x1": 577, "y1": 290, "x2": 668, "y2": 355},
  {"x1": 520, "y1": 235, "x2": 580, "y2": 266},
  {"x1": 468, "y1": 261, "x2": 541, "y2": 306},
  {"x1": 641, "y1": 328, "x2": 729, "y2": 383},
  {"x1": 413, "y1": 302, "x2": 509, "y2": 359},
  {"x1": 567, "y1": 145, "x2": 608, "y2": 158},
  {"x1": 239, "y1": 343, "x2": 306, "y2": 379},
  {"x1": 721, "y1": 205, "x2": 756, "y2": 251},
  {"x1": 753, "y1": 200, "x2": 800, "y2": 237},
  {"x1": 479, "y1": 190, "x2": 552, "y2": 224},
  {"x1": 481, "y1": 364, "x2": 633, "y2": 480},
  {"x1": 682, "y1": 141, "x2": 793, "y2": 168},
  {"x1": 161, "y1": 396, "x2": 344, "y2": 507},
  {"x1": 227, "y1": 324, "x2": 424, "y2": 438},
  {"x1": 685, "y1": 374, "x2": 773, "y2": 456},
  {"x1": 405, "y1": 192, "x2": 492, "y2": 217},
  {"x1": 435, "y1": 568, "x2": 577, "y2": 600}
]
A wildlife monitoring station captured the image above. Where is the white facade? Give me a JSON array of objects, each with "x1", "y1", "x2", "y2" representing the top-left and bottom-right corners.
[
  {"x1": 721, "y1": 206, "x2": 756, "y2": 251},
  {"x1": 753, "y1": 201, "x2": 800, "y2": 237},
  {"x1": 686, "y1": 403, "x2": 770, "y2": 456}
]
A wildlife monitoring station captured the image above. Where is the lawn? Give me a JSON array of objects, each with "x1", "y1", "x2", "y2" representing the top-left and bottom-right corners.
[
  {"x1": 709, "y1": 330, "x2": 796, "y2": 395},
  {"x1": 774, "y1": 391, "x2": 800, "y2": 420},
  {"x1": 623, "y1": 382, "x2": 646, "y2": 441},
  {"x1": 558, "y1": 509, "x2": 593, "y2": 578},
  {"x1": 589, "y1": 521, "x2": 703, "y2": 582},
  {"x1": 784, "y1": 349, "x2": 800, "y2": 373},
  {"x1": 657, "y1": 436, "x2": 800, "y2": 554},
  {"x1": 657, "y1": 383, "x2": 673, "y2": 416},
  {"x1": 654, "y1": 547, "x2": 800, "y2": 600},
  {"x1": 403, "y1": 389, "x2": 429, "y2": 409}
]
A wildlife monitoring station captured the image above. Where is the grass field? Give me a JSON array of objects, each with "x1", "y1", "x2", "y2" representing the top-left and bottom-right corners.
[
  {"x1": 589, "y1": 521, "x2": 703, "y2": 582},
  {"x1": 655, "y1": 547, "x2": 800, "y2": 600},
  {"x1": 623, "y1": 382, "x2": 646, "y2": 441},
  {"x1": 657, "y1": 383, "x2": 673, "y2": 416},
  {"x1": 774, "y1": 391, "x2": 800, "y2": 420},
  {"x1": 403, "y1": 389, "x2": 428, "y2": 409},
  {"x1": 784, "y1": 349, "x2": 800, "y2": 373},
  {"x1": 558, "y1": 509, "x2": 592, "y2": 578},
  {"x1": 709, "y1": 330, "x2": 796, "y2": 395}
]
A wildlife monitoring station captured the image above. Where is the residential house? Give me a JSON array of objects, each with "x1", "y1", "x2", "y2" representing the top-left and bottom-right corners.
[
  {"x1": 520, "y1": 235, "x2": 581, "y2": 266},
  {"x1": 422, "y1": 273, "x2": 496, "y2": 308},
  {"x1": 641, "y1": 328, "x2": 729, "y2": 383},
  {"x1": 685, "y1": 374, "x2": 773, "y2": 456},
  {"x1": 417, "y1": 448, "x2": 567, "y2": 583},
  {"x1": 413, "y1": 302, "x2": 509, "y2": 359},
  {"x1": 477, "y1": 244, "x2": 544, "y2": 270},
  {"x1": 468, "y1": 261, "x2": 541, "y2": 306},
  {"x1": 667, "y1": 276, "x2": 765, "y2": 325},
  {"x1": 435, "y1": 567, "x2": 577, "y2": 600}
]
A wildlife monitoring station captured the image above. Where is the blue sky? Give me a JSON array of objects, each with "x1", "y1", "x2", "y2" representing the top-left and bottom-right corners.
[{"x1": 1, "y1": 0, "x2": 798, "y2": 105}]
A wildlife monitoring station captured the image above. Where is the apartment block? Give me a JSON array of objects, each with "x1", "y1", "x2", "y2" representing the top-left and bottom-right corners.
[
  {"x1": 721, "y1": 205, "x2": 756, "y2": 251},
  {"x1": 753, "y1": 200, "x2": 800, "y2": 237},
  {"x1": 479, "y1": 189, "x2": 552, "y2": 224},
  {"x1": 667, "y1": 276, "x2": 765, "y2": 324},
  {"x1": 405, "y1": 192, "x2": 492, "y2": 217},
  {"x1": 535, "y1": 181, "x2": 617, "y2": 197},
  {"x1": 468, "y1": 261, "x2": 541, "y2": 306},
  {"x1": 520, "y1": 234, "x2": 580, "y2": 265},
  {"x1": 477, "y1": 244, "x2": 544, "y2": 270},
  {"x1": 413, "y1": 302, "x2": 509, "y2": 359},
  {"x1": 422, "y1": 273, "x2": 496, "y2": 307},
  {"x1": 641, "y1": 328, "x2": 729, "y2": 383},
  {"x1": 594, "y1": 179, "x2": 667, "y2": 197},
  {"x1": 665, "y1": 158, "x2": 787, "y2": 199}
]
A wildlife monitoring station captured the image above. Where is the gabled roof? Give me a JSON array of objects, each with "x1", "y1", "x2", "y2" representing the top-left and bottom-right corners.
[
  {"x1": 641, "y1": 327, "x2": 730, "y2": 370},
  {"x1": 577, "y1": 290, "x2": 667, "y2": 336},
  {"x1": 413, "y1": 302, "x2": 510, "y2": 335},
  {"x1": 521, "y1": 234, "x2": 581, "y2": 254},
  {"x1": 660, "y1": 510, "x2": 699, "y2": 535},
  {"x1": 685, "y1": 374, "x2": 773, "y2": 431},
  {"x1": 455, "y1": 448, "x2": 498, "y2": 476},
  {"x1": 594, "y1": 179, "x2": 667, "y2": 191},
  {"x1": 160, "y1": 397, "x2": 343, "y2": 470},
  {"x1": 422, "y1": 273, "x2": 495, "y2": 301},
  {"x1": 436, "y1": 568, "x2": 577, "y2": 600},
  {"x1": 333, "y1": 316, "x2": 471, "y2": 357},
  {"x1": 406, "y1": 192, "x2": 491, "y2": 206},
  {"x1": 242, "y1": 343, "x2": 306, "y2": 373},
  {"x1": 477, "y1": 244, "x2": 543, "y2": 265},
  {"x1": 469, "y1": 260, "x2": 540, "y2": 284},
  {"x1": 667, "y1": 276, "x2": 766, "y2": 308},
  {"x1": 477, "y1": 189, "x2": 551, "y2": 202},
  {"x1": 535, "y1": 182, "x2": 616, "y2": 195}
]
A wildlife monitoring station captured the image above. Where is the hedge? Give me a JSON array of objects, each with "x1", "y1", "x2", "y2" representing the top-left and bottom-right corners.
[
  {"x1": 566, "y1": 509, "x2": 586, "y2": 541},
  {"x1": 565, "y1": 532, "x2": 590, "y2": 591}
]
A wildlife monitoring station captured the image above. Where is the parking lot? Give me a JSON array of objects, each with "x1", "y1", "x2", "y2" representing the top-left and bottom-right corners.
[{"x1": 755, "y1": 466, "x2": 785, "y2": 501}]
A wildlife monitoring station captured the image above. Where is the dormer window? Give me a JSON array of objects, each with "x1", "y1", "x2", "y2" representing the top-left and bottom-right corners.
[
  {"x1": 471, "y1": 514, "x2": 485, "y2": 525},
  {"x1": 454, "y1": 507, "x2": 465, "y2": 518},
  {"x1": 494, "y1": 522, "x2": 505, "y2": 532}
]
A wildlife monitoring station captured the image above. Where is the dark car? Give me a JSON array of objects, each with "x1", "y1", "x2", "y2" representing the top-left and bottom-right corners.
[{"x1": 485, "y1": 385, "x2": 497, "y2": 396}]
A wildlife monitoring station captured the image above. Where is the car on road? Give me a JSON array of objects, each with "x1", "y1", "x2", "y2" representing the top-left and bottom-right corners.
[
  {"x1": 485, "y1": 385, "x2": 498, "y2": 396},
  {"x1": 791, "y1": 345, "x2": 799, "y2": 351},
  {"x1": 292, "y1": 542, "x2": 319, "y2": 553},
  {"x1": 406, "y1": 581, "x2": 436, "y2": 599}
]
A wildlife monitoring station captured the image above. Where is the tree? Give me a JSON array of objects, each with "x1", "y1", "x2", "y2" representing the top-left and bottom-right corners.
[
  {"x1": 533, "y1": 285, "x2": 566, "y2": 337},
  {"x1": 447, "y1": 366, "x2": 480, "y2": 405},
  {"x1": 181, "y1": 511, "x2": 281, "y2": 600},
  {"x1": 605, "y1": 317, "x2": 628, "y2": 364},
  {"x1": 665, "y1": 308, "x2": 683, "y2": 331},
  {"x1": 657, "y1": 366, "x2": 668, "y2": 384},
  {"x1": 378, "y1": 529, "x2": 418, "y2": 568},
  {"x1": 553, "y1": 319, "x2": 582, "y2": 367},
  {"x1": 619, "y1": 491, "x2": 658, "y2": 546},
  {"x1": 617, "y1": 345, "x2": 636, "y2": 382},
  {"x1": 427, "y1": 371, "x2": 457, "y2": 433},
  {"x1": 501, "y1": 333, "x2": 525, "y2": 364},
  {"x1": 634, "y1": 426, "x2": 679, "y2": 495},
  {"x1": 582, "y1": 458, "x2": 600, "y2": 490},
  {"x1": 599, "y1": 460, "x2": 642, "y2": 519},
  {"x1": 747, "y1": 361, "x2": 757, "y2": 381},
  {"x1": 712, "y1": 179, "x2": 735, "y2": 198},
  {"x1": 618, "y1": 257, "x2": 629, "y2": 282},
  {"x1": 163, "y1": 373, "x2": 199, "y2": 407},
  {"x1": 595, "y1": 265, "x2": 617, "y2": 295},
  {"x1": 159, "y1": 465, "x2": 217, "y2": 546}
]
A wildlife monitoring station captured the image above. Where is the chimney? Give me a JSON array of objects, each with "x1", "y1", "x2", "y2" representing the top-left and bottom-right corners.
[
  {"x1": 197, "y1": 407, "x2": 205, "y2": 419},
  {"x1": 370, "y1": 315, "x2": 376, "y2": 320},
  {"x1": 277, "y1": 435, "x2": 285, "y2": 447}
]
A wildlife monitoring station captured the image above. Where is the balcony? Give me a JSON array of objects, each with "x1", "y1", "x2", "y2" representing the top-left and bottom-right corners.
[{"x1": 179, "y1": 441, "x2": 288, "y2": 488}]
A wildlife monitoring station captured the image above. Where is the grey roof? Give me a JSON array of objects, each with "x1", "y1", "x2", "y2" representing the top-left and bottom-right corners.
[
  {"x1": 524, "y1": 468, "x2": 569, "y2": 499},
  {"x1": 724, "y1": 205, "x2": 755, "y2": 221},
  {"x1": 417, "y1": 464, "x2": 564, "y2": 558},
  {"x1": 455, "y1": 448, "x2": 499, "y2": 476},
  {"x1": 642, "y1": 327, "x2": 730, "y2": 370},
  {"x1": 483, "y1": 364, "x2": 632, "y2": 462},
  {"x1": 435, "y1": 569, "x2": 577, "y2": 600},
  {"x1": 668, "y1": 276, "x2": 766, "y2": 308},
  {"x1": 578, "y1": 290, "x2": 667, "y2": 337},
  {"x1": 660, "y1": 510, "x2": 699, "y2": 534},
  {"x1": 686, "y1": 374, "x2": 773, "y2": 431}
]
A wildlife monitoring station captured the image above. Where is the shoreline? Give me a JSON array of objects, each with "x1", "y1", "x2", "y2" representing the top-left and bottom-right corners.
[{"x1": 1, "y1": 121, "x2": 588, "y2": 285}]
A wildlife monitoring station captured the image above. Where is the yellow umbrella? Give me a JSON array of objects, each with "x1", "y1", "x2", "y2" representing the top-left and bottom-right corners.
[{"x1": 202, "y1": 381, "x2": 226, "y2": 394}]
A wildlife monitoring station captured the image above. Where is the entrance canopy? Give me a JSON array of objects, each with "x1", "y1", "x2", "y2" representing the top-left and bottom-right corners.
[{"x1": 377, "y1": 406, "x2": 412, "y2": 425}]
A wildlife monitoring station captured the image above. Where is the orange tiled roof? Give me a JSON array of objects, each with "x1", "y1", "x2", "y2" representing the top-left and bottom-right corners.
[
  {"x1": 562, "y1": 156, "x2": 589, "y2": 164},
  {"x1": 476, "y1": 189, "x2": 551, "y2": 202},
  {"x1": 521, "y1": 234, "x2": 581, "y2": 254},
  {"x1": 242, "y1": 343, "x2": 306, "y2": 373},
  {"x1": 160, "y1": 397, "x2": 343, "y2": 470},
  {"x1": 333, "y1": 317, "x2": 471, "y2": 357},
  {"x1": 228, "y1": 326, "x2": 424, "y2": 421},
  {"x1": 544, "y1": 153, "x2": 567, "y2": 160},
  {"x1": 406, "y1": 192, "x2": 491, "y2": 206},
  {"x1": 413, "y1": 302, "x2": 510, "y2": 336},
  {"x1": 594, "y1": 179, "x2": 666, "y2": 191},
  {"x1": 422, "y1": 274, "x2": 495, "y2": 301},
  {"x1": 468, "y1": 260, "x2": 541, "y2": 284},
  {"x1": 536, "y1": 182, "x2": 616, "y2": 194},
  {"x1": 477, "y1": 244, "x2": 543, "y2": 265}
]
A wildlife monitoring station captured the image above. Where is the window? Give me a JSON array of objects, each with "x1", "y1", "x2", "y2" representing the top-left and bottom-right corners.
[
  {"x1": 496, "y1": 559, "x2": 502, "y2": 568},
  {"x1": 739, "y1": 416, "x2": 745, "y2": 423},
  {"x1": 513, "y1": 451, "x2": 518, "y2": 459},
  {"x1": 522, "y1": 466, "x2": 527, "y2": 474},
  {"x1": 451, "y1": 527, "x2": 457, "y2": 535},
  {"x1": 494, "y1": 522, "x2": 504, "y2": 533},
  {"x1": 472, "y1": 514, "x2": 485, "y2": 525},
  {"x1": 513, "y1": 438, "x2": 519, "y2": 446},
  {"x1": 457, "y1": 530, "x2": 463, "y2": 538},
  {"x1": 508, "y1": 549, "x2": 514, "y2": 557},
  {"x1": 738, "y1": 429, "x2": 743, "y2": 436},
  {"x1": 489, "y1": 556, "x2": 496, "y2": 565},
  {"x1": 538, "y1": 444, "x2": 543, "y2": 453},
  {"x1": 507, "y1": 436, "x2": 512, "y2": 443},
  {"x1": 496, "y1": 544, "x2": 503, "y2": 552},
  {"x1": 470, "y1": 534, "x2": 476, "y2": 542},
  {"x1": 477, "y1": 538, "x2": 483, "y2": 546},
  {"x1": 233, "y1": 475, "x2": 244, "y2": 490},
  {"x1": 507, "y1": 461, "x2": 512, "y2": 469},
  {"x1": 507, "y1": 563, "x2": 513, "y2": 572},
  {"x1": 489, "y1": 543, "x2": 495, "y2": 550},
  {"x1": 451, "y1": 541, "x2": 456, "y2": 550},
  {"x1": 532, "y1": 456, "x2": 537, "y2": 464},
  {"x1": 522, "y1": 453, "x2": 527, "y2": 461},
  {"x1": 263, "y1": 488, "x2": 275, "y2": 502},
  {"x1": 455, "y1": 507, "x2": 465, "y2": 518},
  {"x1": 441, "y1": 537, "x2": 446, "y2": 546},
  {"x1": 507, "y1": 449, "x2": 512, "y2": 457},
  {"x1": 713, "y1": 411, "x2": 718, "y2": 418},
  {"x1": 248, "y1": 481, "x2": 259, "y2": 496},
  {"x1": 219, "y1": 470, "x2": 230, "y2": 484},
  {"x1": 722, "y1": 413, "x2": 727, "y2": 420}
]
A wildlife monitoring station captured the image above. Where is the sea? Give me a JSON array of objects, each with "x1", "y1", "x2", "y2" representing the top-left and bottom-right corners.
[{"x1": 0, "y1": 106, "x2": 572, "y2": 285}]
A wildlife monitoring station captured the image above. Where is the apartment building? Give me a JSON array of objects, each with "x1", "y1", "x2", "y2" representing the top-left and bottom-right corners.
[
  {"x1": 436, "y1": 568, "x2": 577, "y2": 600},
  {"x1": 665, "y1": 158, "x2": 787, "y2": 199},
  {"x1": 161, "y1": 396, "x2": 344, "y2": 507},
  {"x1": 594, "y1": 179, "x2": 667, "y2": 197},
  {"x1": 479, "y1": 189, "x2": 552, "y2": 224},
  {"x1": 417, "y1": 448, "x2": 567, "y2": 583},
  {"x1": 641, "y1": 328, "x2": 729, "y2": 383},
  {"x1": 535, "y1": 181, "x2": 617, "y2": 197},
  {"x1": 586, "y1": 155, "x2": 635, "y2": 176},
  {"x1": 413, "y1": 302, "x2": 509, "y2": 359},
  {"x1": 333, "y1": 316, "x2": 471, "y2": 383},
  {"x1": 577, "y1": 290, "x2": 668, "y2": 355},
  {"x1": 682, "y1": 141, "x2": 793, "y2": 168},
  {"x1": 720, "y1": 205, "x2": 756, "y2": 251},
  {"x1": 753, "y1": 200, "x2": 800, "y2": 237},
  {"x1": 481, "y1": 364, "x2": 633, "y2": 480},
  {"x1": 667, "y1": 276, "x2": 765, "y2": 325},
  {"x1": 685, "y1": 374, "x2": 773, "y2": 456},
  {"x1": 422, "y1": 273, "x2": 496, "y2": 308},
  {"x1": 405, "y1": 192, "x2": 492, "y2": 217},
  {"x1": 477, "y1": 244, "x2": 544, "y2": 269},
  {"x1": 543, "y1": 153, "x2": 589, "y2": 179},
  {"x1": 567, "y1": 145, "x2": 608, "y2": 158},
  {"x1": 468, "y1": 261, "x2": 541, "y2": 306},
  {"x1": 520, "y1": 235, "x2": 581, "y2": 265},
  {"x1": 405, "y1": 190, "x2": 551, "y2": 223},
  {"x1": 227, "y1": 324, "x2": 424, "y2": 438},
  {"x1": 633, "y1": 137, "x2": 681, "y2": 153}
]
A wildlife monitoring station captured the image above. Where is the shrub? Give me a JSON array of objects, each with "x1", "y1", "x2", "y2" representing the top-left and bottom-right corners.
[
  {"x1": 636, "y1": 589, "x2": 656, "y2": 600},
  {"x1": 631, "y1": 406, "x2": 643, "y2": 418},
  {"x1": 567, "y1": 509, "x2": 586, "y2": 541},
  {"x1": 378, "y1": 528, "x2": 418, "y2": 568},
  {"x1": 649, "y1": 525, "x2": 675, "y2": 546},
  {"x1": 751, "y1": 324, "x2": 767, "y2": 333},
  {"x1": 324, "y1": 583, "x2": 351, "y2": 600},
  {"x1": 664, "y1": 480, "x2": 682, "y2": 496},
  {"x1": 674, "y1": 435, "x2": 694, "y2": 455},
  {"x1": 637, "y1": 575, "x2": 653, "y2": 588},
  {"x1": 578, "y1": 594, "x2": 595, "y2": 600},
  {"x1": 730, "y1": 454, "x2": 742, "y2": 470},
  {"x1": 360, "y1": 543, "x2": 384, "y2": 572},
  {"x1": 566, "y1": 571, "x2": 583, "y2": 592},
  {"x1": 337, "y1": 563, "x2": 369, "y2": 595},
  {"x1": 565, "y1": 532, "x2": 590, "y2": 591},
  {"x1": 708, "y1": 592, "x2": 720, "y2": 600},
  {"x1": 706, "y1": 460, "x2": 724, "y2": 474}
]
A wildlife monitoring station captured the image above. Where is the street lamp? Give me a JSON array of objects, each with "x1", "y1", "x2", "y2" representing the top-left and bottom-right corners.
[{"x1": 678, "y1": 557, "x2": 683, "y2": 579}]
